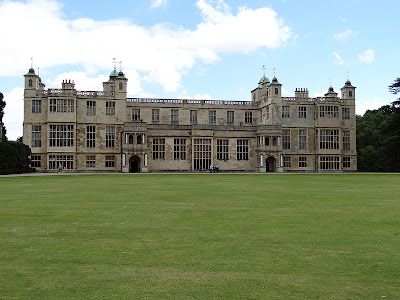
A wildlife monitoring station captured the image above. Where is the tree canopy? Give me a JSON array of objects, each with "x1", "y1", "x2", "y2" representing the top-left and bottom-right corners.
[{"x1": 0, "y1": 92, "x2": 6, "y2": 141}]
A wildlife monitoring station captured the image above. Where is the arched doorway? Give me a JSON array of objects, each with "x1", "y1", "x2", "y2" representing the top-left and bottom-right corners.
[
  {"x1": 129, "y1": 155, "x2": 140, "y2": 173},
  {"x1": 266, "y1": 156, "x2": 276, "y2": 172}
]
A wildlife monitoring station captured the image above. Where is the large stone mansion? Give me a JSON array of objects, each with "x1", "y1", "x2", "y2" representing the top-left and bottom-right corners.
[{"x1": 23, "y1": 66, "x2": 357, "y2": 172}]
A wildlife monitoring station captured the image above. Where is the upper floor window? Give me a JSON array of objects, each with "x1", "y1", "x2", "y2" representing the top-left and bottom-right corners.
[
  {"x1": 245, "y1": 111, "x2": 253, "y2": 124},
  {"x1": 349, "y1": 90, "x2": 353, "y2": 97},
  {"x1": 50, "y1": 99, "x2": 74, "y2": 113},
  {"x1": 319, "y1": 106, "x2": 338, "y2": 118},
  {"x1": 111, "y1": 86, "x2": 115, "y2": 92},
  {"x1": 298, "y1": 106, "x2": 307, "y2": 118},
  {"x1": 319, "y1": 129, "x2": 339, "y2": 149},
  {"x1": 119, "y1": 82, "x2": 123, "y2": 90},
  {"x1": 275, "y1": 87, "x2": 279, "y2": 95},
  {"x1": 343, "y1": 131, "x2": 350, "y2": 150},
  {"x1": 282, "y1": 106, "x2": 290, "y2": 118},
  {"x1": 32, "y1": 100, "x2": 42, "y2": 113},
  {"x1": 266, "y1": 106, "x2": 270, "y2": 119},
  {"x1": 106, "y1": 101, "x2": 115, "y2": 115},
  {"x1": 87, "y1": 101, "x2": 96, "y2": 116},
  {"x1": 86, "y1": 126, "x2": 96, "y2": 148},
  {"x1": 171, "y1": 109, "x2": 179, "y2": 124},
  {"x1": 31, "y1": 125, "x2": 41, "y2": 147},
  {"x1": 282, "y1": 129, "x2": 290, "y2": 149},
  {"x1": 49, "y1": 124, "x2": 74, "y2": 147},
  {"x1": 152, "y1": 109, "x2": 160, "y2": 122},
  {"x1": 227, "y1": 111, "x2": 234, "y2": 124},
  {"x1": 28, "y1": 79, "x2": 32, "y2": 87},
  {"x1": 190, "y1": 110, "x2": 198, "y2": 124},
  {"x1": 106, "y1": 126, "x2": 115, "y2": 148},
  {"x1": 298, "y1": 129, "x2": 307, "y2": 150},
  {"x1": 209, "y1": 110, "x2": 216, "y2": 125},
  {"x1": 132, "y1": 109, "x2": 140, "y2": 121},
  {"x1": 342, "y1": 107, "x2": 350, "y2": 119}
]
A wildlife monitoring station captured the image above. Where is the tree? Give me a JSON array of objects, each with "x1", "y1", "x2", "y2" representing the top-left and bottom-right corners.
[
  {"x1": 388, "y1": 77, "x2": 400, "y2": 106},
  {"x1": 0, "y1": 92, "x2": 6, "y2": 141}
]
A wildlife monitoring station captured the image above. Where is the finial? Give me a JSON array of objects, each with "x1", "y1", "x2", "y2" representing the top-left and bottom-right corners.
[
  {"x1": 112, "y1": 58, "x2": 118, "y2": 70},
  {"x1": 347, "y1": 71, "x2": 349, "y2": 80},
  {"x1": 330, "y1": 77, "x2": 332, "y2": 87},
  {"x1": 273, "y1": 67, "x2": 276, "y2": 77},
  {"x1": 38, "y1": 66, "x2": 40, "y2": 77},
  {"x1": 30, "y1": 57, "x2": 33, "y2": 68},
  {"x1": 119, "y1": 61, "x2": 122, "y2": 72},
  {"x1": 262, "y1": 65, "x2": 265, "y2": 76}
]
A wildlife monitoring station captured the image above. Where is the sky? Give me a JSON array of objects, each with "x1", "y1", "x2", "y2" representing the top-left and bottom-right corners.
[{"x1": 1, "y1": 0, "x2": 399, "y2": 140}]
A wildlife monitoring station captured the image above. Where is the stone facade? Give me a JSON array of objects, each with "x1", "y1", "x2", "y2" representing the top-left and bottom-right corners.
[{"x1": 23, "y1": 67, "x2": 357, "y2": 173}]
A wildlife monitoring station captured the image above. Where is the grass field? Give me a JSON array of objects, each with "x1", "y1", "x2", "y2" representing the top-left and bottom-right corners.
[{"x1": 0, "y1": 174, "x2": 399, "y2": 299}]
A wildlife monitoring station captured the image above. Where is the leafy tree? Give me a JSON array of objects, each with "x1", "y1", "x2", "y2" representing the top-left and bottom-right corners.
[
  {"x1": 389, "y1": 77, "x2": 400, "y2": 105},
  {"x1": 0, "y1": 92, "x2": 6, "y2": 141}
]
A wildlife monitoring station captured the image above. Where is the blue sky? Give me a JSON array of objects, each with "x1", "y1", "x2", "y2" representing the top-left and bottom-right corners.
[{"x1": 1, "y1": 0, "x2": 399, "y2": 140}]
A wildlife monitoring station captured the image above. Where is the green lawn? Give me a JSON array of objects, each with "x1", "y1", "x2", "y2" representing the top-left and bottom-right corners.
[{"x1": 0, "y1": 174, "x2": 399, "y2": 299}]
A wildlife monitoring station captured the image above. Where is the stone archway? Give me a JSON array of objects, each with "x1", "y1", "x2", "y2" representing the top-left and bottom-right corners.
[
  {"x1": 129, "y1": 155, "x2": 141, "y2": 173},
  {"x1": 266, "y1": 156, "x2": 276, "y2": 172}
]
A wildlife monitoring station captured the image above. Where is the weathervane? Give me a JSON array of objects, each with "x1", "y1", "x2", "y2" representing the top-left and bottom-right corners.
[
  {"x1": 273, "y1": 67, "x2": 276, "y2": 77},
  {"x1": 330, "y1": 77, "x2": 332, "y2": 87},
  {"x1": 347, "y1": 71, "x2": 349, "y2": 80},
  {"x1": 119, "y1": 61, "x2": 123, "y2": 72},
  {"x1": 112, "y1": 58, "x2": 118, "y2": 70},
  {"x1": 30, "y1": 57, "x2": 33, "y2": 68},
  {"x1": 262, "y1": 65, "x2": 265, "y2": 76}
]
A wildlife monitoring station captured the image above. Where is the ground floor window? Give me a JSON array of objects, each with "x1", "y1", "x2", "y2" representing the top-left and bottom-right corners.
[
  {"x1": 86, "y1": 155, "x2": 96, "y2": 168},
  {"x1": 299, "y1": 156, "x2": 307, "y2": 168},
  {"x1": 105, "y1": 155, "x2": 115, "y2": 168},
  {"x1": 237, "y1": 139, "x2": 249, "y2": 160},
  {"x1": 174, "y1": 138, "x2": 186, "y2": 160},
  {"x1": 343, "y1": 157, "x2": 351, "y2": 168},
  {"x1": 283, "y1": 156, "x2": 291, "y2": 167},
  {"x1": 49, "y1": 155, "x2": 74, "y2": 170},
  {"x1": 193, "y1": 138, "x2": 211, "y2": 170},
  {"x1": 153, "y1": 138, "x2": 165, "y2": 160},
  {"x1": 320, "y1": 156, "x2": 339, "y2": 170},
  {"x1": 217, "y1": 139, "x2": 229, "y2": 161},
  {"x1": 31, "y1": 155, "x2": 41, "y2": 168}
]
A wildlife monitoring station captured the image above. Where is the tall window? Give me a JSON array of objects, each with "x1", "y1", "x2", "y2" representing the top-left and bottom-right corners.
[
  {"x1": 171, "y1": 109, "x2": 179, "y2": 124},
  {"x1": 320, "y1": 156, "x2": 339, "y2": 170},
  {"x1": 106, "y1": 101, "x2": 115, "y2": 115},
  {"x1": 282, "y1": 106, "x2": 290, "y2": 118},
  {"x1": 106, "y1": 126, "x2": 115, "y2": 148},
  {"x1": 227, "y1": 111, "x2": 234, "y2": 124},
  {"x1": 31, "y1": 125, "x2": 41, "y2": 147},
  {"x1": 266, "y1": 106, "x2": 270, "y2": 119},
  {"x1": 299, "y1": 156, "x2": 307, "y2": 168},
  {"x1": 190, "y1": 110, "x2": 198, "y2": 124},
  {"x1": 32, "y1": 100, "x2": 42, "y2": 113},
  {"x1": 152, "y1": 109, "x2": 160, "y2": 122},
  {"x1": 343, "y1": 131, "x2": 350, "y2": 150},
  {"x1": 282, "y1": 129, "x2": 290, "y2": 150},
  {"x1": 153, "y1": 138, "x2": 165, "y2": 160},
  {"x1": 343, "y1": 157, "x2": 351, "y2": 168},
  {"x1": 298, "y1": 106, "x2": 307, "y2": 118},
  {"x1": 105, "y1": 155, "x2": 115, "y2": 168},
  {"x1": 49, "y1": 125, "x2": 74, "y2": 147},
  {"x1": 283, "y1": 156, "x2": 291, "y2": 167},
  {"x1": 298, "y1": 129, "x2": 307, "y2": 150},
  {"x1": 342, "y1": 107, "x2": 350, "y2": 120},
  {"x1": 87, "y1": 101, "x2": 96, "y2": 115},
  {"x1": 86, "y1": 126, "x2": 96, "y2": 148},
  {"x1": 193, "y1": 139, "x2": 211, "y2": 170},
  {"x1": 132, "y1": 109, "x2": 140, "y2": 121},
  {"x1": 49, "y1": 155, "x2": 74, "y2": 170},
  {"x1": 245, "y1": 111, "x2": 253, "y2": 124},
  {"x1": 237, "y1": 139, "x2": 249, "y2": 160},
  {"x1": 119, "y1": 82, "x2": 123, "y2": 90},
  {"x1": 86, "y1": 156, "x2": 96, "y2": 168},
  {"x1": 174, "y1": 139, "x2": 186, "y2": 160},
  {"x1": 29, "y1": 79, "x2": 32, "y2": 87},
  {"x1": 319, "y1": 106, "x2": 338, "y2": 118},
  {"x1": 217, "y1": 139, "x2": 229, "y2": 161},
  {"x1": 31, "y1": 155, "x2": 41, "y2": 168},
  {"x1": 319, "y1": 129, "x2": 339, "y2": 149},
  {"x1": 209, "y1": 110, "x2": 216, "y2": 125}
]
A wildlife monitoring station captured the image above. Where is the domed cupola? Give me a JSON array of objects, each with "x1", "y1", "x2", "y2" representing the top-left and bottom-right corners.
[{"x1": 258, "y1": 75, "x2": 270, "y2": 88}]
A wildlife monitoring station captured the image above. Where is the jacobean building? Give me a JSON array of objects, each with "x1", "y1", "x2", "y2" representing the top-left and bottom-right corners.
[{"x1": 23, "y1": 67, "x2": 357, "y2": 172}]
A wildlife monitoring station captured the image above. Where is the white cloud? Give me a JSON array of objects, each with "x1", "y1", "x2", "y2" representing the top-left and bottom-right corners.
[
  {"x1": 358, "y1": 49, "x2": 375, "y2": 64},
  {"x1": 3, "y1": 87, "x2": 24, "y2": 141},
  {"x1": 0, "y1": 0, "x2": 292, "y2": 139},
  {"x1": 281, "y1": 87, "x2": 291, "y2": 97},
  {"x1": 334, "y1": 29, "x2": 357, "y2": 40},
  {"x1": 333, "y1": 52, "x2": 344, "y2": 65},
  {"x1": 356, "y1": 98, "x2": 392, "y2": 115},
  {"x1": 150, "y1": 0, "x2": 168, "y2": 8}
]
